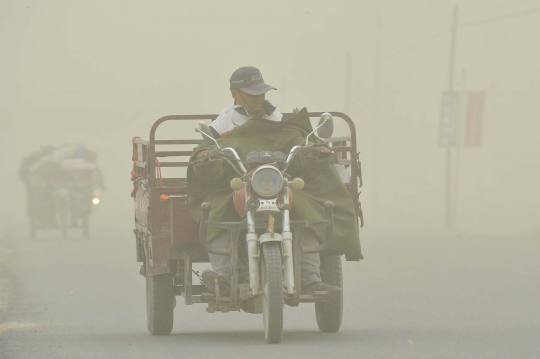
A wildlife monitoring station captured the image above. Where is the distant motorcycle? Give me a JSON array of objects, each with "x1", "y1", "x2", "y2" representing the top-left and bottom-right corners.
[{"x1": 27, "y1": 176, "x2": 99, "y2": 240}]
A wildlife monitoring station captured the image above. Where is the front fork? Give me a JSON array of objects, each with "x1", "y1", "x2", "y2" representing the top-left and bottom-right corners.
[
  {"x1": 245, "y1": 189, "x2": 294, "y2": 297},
  {"x1": 281, "y1": 189, "x2": 294, "y2": 296},
  {"x1": 201, "y1": 196, "x2": 333, "y2": 300},
  {"x1": 245, "y1": 210, "x2": 260, "y2": 295}
]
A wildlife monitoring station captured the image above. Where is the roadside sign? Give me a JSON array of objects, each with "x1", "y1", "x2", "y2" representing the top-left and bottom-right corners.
[
  {"x1": 439, "y1": 92, "x2": 459, "y2": 147},
  {"x1": 465, "y1": 92, "x2": 485, "y2": 147}
]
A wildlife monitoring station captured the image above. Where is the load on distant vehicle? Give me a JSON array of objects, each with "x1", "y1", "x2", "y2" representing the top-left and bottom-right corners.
[{"x1": 19, "y1": 144, "x2": 104, "y2": 239}]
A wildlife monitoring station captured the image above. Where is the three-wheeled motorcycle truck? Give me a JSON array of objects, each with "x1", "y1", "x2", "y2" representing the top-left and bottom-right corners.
[
  {"x1": 131, "y1": 112, "x2": 363, "y2": 343},
  {"x1": 21, "y1": 156, "x2": 102, "y2": 240}
]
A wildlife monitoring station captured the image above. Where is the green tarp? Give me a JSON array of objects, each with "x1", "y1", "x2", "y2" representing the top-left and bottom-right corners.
[{"x1": 187, "y1": 108, "x2": 362, "y2": 260}]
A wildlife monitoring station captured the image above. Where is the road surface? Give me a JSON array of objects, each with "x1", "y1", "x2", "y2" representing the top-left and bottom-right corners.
[{"x1": 1, "y1": 227, "x2": 539, "y2": 358}]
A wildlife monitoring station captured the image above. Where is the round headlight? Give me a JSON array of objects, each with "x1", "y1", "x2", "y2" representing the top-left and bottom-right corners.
[{"x1": 251, "y1": 166, "x2": 283, "y2": 197}]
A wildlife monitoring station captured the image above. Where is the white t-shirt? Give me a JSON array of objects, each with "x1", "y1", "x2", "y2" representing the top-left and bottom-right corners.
[{"x1": 210, "y1": 100, "x2": 286, "y2": 137}]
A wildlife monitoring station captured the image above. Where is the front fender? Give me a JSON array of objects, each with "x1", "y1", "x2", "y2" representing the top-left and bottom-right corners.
[{"x1": 259, "y1": 232, "x2": 283, "y2": 244}]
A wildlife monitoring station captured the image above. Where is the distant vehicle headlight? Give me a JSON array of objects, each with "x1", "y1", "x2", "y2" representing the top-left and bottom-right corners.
[
  {"x1": 251, "y1": 166, "x2": 283, "y2": 197},
  {"x1": 92, "y1": 198, "x2": 100, "y2": 205}
]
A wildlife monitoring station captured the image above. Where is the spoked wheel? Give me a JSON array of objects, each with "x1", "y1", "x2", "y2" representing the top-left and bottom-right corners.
[
  {"x1": 260, "y1": 242, "x2": 284, "y2": 344},
  {"x1": 315, "y1": 255, "x2": 343, "y2": 332},
  {"x1": 146, "y1": 271, "x2": 174, "y2": 335}
]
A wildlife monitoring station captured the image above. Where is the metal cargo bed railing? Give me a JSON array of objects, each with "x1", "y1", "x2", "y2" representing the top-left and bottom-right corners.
[{"x1": 134, "y1": 112, "x2": 361, "y2": 225}]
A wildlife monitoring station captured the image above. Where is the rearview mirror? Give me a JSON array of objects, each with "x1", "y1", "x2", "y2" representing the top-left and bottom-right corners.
[
  {"x1": 317, "y1": 113, "x2": 334, "y2": 139},
  {"x1": 197, "y1": 121, "x2": 216, "y2": 145}
]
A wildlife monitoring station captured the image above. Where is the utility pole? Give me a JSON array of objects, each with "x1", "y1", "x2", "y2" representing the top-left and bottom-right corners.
[
  {"x1": 0, "y1": 112, "x2": 8, "y2": 240},
  {"x1": 446, "y1": 5, "x2": 459, "y2": 228},
  {"x1": 453, "y1": 69, "x2": 467, "y2": 225}
]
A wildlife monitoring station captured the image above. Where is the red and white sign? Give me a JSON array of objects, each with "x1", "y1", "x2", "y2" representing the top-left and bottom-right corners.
[{"x1": 465, "y1": 92, "x2": 485, "y2": 147}]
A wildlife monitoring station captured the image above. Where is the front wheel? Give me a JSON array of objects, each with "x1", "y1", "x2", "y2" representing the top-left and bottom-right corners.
[
  {"x1": 146, "y1": 272, "x2": 174, "y2": 335},
  {"x1": 261, "y1": 242, "x2": 284, "y2": 344},
  {"x1": 315, "y1": 255, "x2": 343, "y2": 332}
]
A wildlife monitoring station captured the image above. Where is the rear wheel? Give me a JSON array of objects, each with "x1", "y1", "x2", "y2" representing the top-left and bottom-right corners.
[
  {"x1": 315, "y1": 255, "x2": 343, "y2": 332},
  {"x1": 146, "y1": 271, "x2": 174, "y2": 335},
  {"x1": 261, "y1": 242, "x2": 284, "y2": 344}
]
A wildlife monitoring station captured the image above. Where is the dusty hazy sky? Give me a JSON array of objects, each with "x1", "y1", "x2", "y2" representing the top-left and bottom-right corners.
[{"x1": 1, "y1": 0, "x2": 539, "y2": 236}]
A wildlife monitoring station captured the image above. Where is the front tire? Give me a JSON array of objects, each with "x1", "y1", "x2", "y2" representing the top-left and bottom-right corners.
[
  {"x1": 315, "y1": 255, "x2": 343, "y2": 332},
  {"x1": 146, "y1": 272, "x2": 174, "y2": 335},
  {"x1": 261, "y1": 242, "x2": 284, "y2": 344}
]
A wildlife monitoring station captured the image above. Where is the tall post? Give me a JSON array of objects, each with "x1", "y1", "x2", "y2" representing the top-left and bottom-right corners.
[
  {"x1": 453, "y1": 69, "x2": 467, "y2": 225},
  {"x1": 0, "y1": 112, "x2": 9, "y2": 240},
  {"x1": 446, "y1": 5, "x2": 458, "y2": 228}
]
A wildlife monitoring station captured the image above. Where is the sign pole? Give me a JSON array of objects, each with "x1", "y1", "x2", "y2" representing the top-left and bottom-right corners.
[
  {"x1": 454, "y1": 69, "x2": 467, "y2": 224},
  {"x1": 446, "y1": 5, "x2": 458, "y2": 228}
]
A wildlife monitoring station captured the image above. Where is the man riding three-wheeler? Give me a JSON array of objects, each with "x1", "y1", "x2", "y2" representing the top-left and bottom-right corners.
[{"x1": 188, "y1": 66, "x2": 363, "y2": 298}]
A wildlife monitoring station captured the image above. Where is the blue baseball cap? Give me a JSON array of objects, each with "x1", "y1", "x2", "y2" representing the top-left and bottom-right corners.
[{"x1": 229, "y1": 66, "x2": 277, "y2": 95}]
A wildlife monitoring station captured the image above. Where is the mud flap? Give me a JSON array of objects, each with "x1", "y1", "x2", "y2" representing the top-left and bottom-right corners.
[{"x1": 148, "y1": 235, "x2": 171, "y2": 276}]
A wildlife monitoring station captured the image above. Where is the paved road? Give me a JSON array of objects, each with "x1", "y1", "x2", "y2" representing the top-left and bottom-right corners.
[{"x1": 1, "y1": 227, "x2": 539, "y2": 359}]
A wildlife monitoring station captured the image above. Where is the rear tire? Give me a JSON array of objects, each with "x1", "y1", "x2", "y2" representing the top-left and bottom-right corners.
[
  {"x1": 261, "y1": 242, "x2": 284, "y2": 344},
  {"x1": 146, "y1": 272, "x2": 174, "y2": 335},
  {"x1": 315, "y1": 255, "x2": 343, "y2": 332}
]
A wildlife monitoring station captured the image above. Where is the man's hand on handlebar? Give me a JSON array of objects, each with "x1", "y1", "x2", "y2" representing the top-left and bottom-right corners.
[
  {"x1": 195, "y1": 149, "x2": 220, "y2": 162},
  {"x1": 304, "y1": 146, "x2": 332, "y2": 161}
]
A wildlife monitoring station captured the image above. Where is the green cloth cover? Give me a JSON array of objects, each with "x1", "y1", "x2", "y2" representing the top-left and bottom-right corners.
[{"x1": 187, "y1": 108, "x2": 362, "y2": 260}]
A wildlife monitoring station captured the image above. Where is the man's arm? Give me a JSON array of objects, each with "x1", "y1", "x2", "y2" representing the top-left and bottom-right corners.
[
  {"x1": 303, "y1": 145, "x2": 331, "y2": 161},
  {"x1": 285, "y1": 135, "x2": 334, "y2": 180},
  {"x1": 196, "y1": 149, "x2": 210, "y2": 160},
  {"x1": 189, "y1": 146, "x2": 225, "y2": 185}
]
